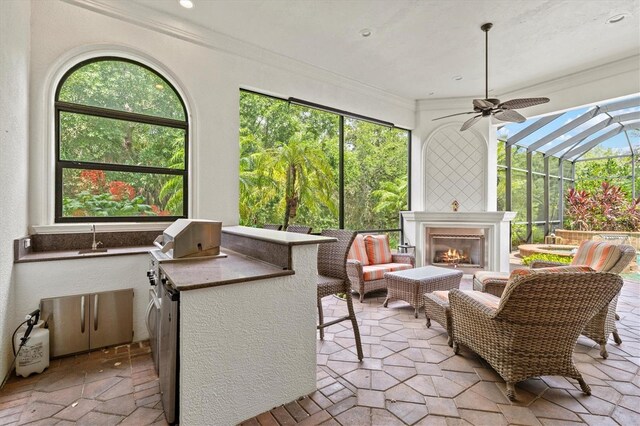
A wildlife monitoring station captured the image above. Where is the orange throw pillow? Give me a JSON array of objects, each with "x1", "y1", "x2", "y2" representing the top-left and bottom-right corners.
[
  {"x1": 347, "y1": 234, "x2": 369, "y2": 266},
  {"x1": 364, "y1": 234, "x2": 393, "y2": 265}
]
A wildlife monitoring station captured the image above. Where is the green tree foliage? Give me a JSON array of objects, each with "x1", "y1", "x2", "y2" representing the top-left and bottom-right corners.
[
  {"x1": 238, "y1": 91, "x2": 409, "y2": 235},
  {"x1": 58, "y1": 59, "x2": 187, "y2": 218}
]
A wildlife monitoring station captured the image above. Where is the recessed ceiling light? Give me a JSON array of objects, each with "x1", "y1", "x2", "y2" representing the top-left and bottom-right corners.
[
  {"x1": 452, "y1": 75, "x2": 463, "y2": 81},
  {"x1": 360, "y1": 28, "x2": 372, "y2": 37},
  {"x1": 179, "y1": 0, "x2": 194, "y2": 9},
  {"x1": 606, "y1": 13, "x2": 629, "y2": 24}
]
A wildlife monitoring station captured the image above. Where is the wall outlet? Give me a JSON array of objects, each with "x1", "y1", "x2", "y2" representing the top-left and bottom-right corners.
[{"x1": 23, "y1": 238, "x2": 31, "y2": 249}]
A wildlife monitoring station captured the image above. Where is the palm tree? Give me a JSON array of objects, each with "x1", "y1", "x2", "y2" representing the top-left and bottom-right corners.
[
  {"x1": 269, "y1": 135, "x2": 336, "y2": 229},
  {"x1": 372, "y1": 178, "x2": 408, "y2": 220}
]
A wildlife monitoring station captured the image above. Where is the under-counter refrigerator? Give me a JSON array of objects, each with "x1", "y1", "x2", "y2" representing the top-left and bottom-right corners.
[{"x1": 41, "y1": 289, "x2": 134, "y2": 357}]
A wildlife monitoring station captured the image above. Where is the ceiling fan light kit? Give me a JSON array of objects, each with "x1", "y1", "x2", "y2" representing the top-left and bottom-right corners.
[{"x1": 433, "y1": 22, "x2": 550, "y2": 131}]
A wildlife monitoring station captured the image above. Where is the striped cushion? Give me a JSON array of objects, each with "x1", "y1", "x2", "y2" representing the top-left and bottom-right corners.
[
  {"x1": 362, "y1": 263, "x2": 412, "y2": 281},
  {"x1": 431, "y1": 290, "x2": 499, "y2": 310},
  {"x1": 465, "y1": 291, "x2": 500, "y2": 310},
  {"x1": 474, "y1": 270, "x2": 510, "y2": 285},
  {"x1": 502, "y1": 265, "x2": 595, "y2": 297},
  {"x1": 364, "y1": 234, "x2": 393, "y2": 264},
  {"x1": 571, "y1": 240, "x2": 622, "y2": 272},
  {"x1": 348, "y1": 234, "x2": 369, "y2": 266}
]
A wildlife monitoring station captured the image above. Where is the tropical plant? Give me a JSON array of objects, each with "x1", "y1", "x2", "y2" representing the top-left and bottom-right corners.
[{"x1": 565, "y1": 182, "x2": 640, "y2": 231}]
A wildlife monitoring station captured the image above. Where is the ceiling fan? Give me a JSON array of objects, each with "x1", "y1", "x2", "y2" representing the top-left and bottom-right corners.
[{"x1": 433, "y1": 23, "x2": 550, "y2": 131}]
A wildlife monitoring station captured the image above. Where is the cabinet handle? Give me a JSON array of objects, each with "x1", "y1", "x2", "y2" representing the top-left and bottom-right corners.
[
  {"x1": 80, "y1": 295, "x2": 86, "y2": 333},
  {"x1": 93, "y1": 294, "x2": 99, "y2": 331}
]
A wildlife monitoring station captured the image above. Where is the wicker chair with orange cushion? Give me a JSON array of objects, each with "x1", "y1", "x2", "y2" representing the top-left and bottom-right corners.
[
  {"x1": 346, "y1": 234, "x2": 415, "y2": 302},
  {"x1": 447, "y1": 271, "x2": 623, "y2": 401},
  {"x1": 480, "y1": 262, "x2": 626, "y2": 358},
  {"x1": 474, "y1": 240, "x2": 636, "y2": 296}
]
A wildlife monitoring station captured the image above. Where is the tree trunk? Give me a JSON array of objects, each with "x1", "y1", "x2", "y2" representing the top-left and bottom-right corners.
[{"x1": 284, "y1": 164, "x2": 298, "y2": 229}]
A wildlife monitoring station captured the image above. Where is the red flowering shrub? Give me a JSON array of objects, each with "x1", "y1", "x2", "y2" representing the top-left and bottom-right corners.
[
  {"x1": 151, "y1": 205, "x2": 170, "y2": 216},
  {"x1": 109, "y1": 181, "x2": 135, "y2": 201},
  {"x1": 79, "y1": 170, "x2": 107, "y2": 193},
  {"x1": 565, "y1": 182, "x2": 640, "y2": 232}
]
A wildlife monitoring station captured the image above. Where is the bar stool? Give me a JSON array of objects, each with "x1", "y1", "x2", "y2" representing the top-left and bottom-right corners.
[{"x1": 316, "y1": 229, "x2": 363, "y2": 361}]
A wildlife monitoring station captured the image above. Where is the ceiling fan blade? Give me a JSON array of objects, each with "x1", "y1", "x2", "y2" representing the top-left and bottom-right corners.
[
  {"x1": 432, "y1": 111, "x2": 476, "y2": 121},
  {"x1": 493, "y1": 109, "x2": 526, "y2": 123},
  {"x1": 460, "y1": 114, "x2": 482, "y2": 131},
  {"x1": 473, "y1": 99, "x2": 499, "y2": 109},
  {"x1": 499, "y1": 97, "x2": 550, "y2": 110}
]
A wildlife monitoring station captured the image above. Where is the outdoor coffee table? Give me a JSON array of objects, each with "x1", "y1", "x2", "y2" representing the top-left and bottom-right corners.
[{"x1": 383, "y1": 266, "x2": 463, "y2": 318}]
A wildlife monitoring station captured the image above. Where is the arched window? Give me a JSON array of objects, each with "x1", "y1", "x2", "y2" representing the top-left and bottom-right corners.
[{"x1": 55, "y1": 57, "x2": 188, "y2": 222}]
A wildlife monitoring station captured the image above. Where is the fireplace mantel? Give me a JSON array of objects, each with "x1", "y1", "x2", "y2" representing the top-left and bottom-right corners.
[{"x1": 401, "y1": 211, "x2": 516, "y2": 272}]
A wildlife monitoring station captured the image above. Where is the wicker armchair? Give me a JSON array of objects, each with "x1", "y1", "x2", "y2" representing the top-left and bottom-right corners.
[
  {"x1": 449, "y1": 272, "x2": 623, "y2": 401},
  {"x1": 473, "y1": 241, "x2": 635, "y2": 358},
  {"x1": 346, "y1": 234, "x2": 415, "y2": 302},
  {"x1": 262, "y1": 223, "x2": 282, "y2": 230},
  {"x1": 285, "y1": 224, "x2": 312, "y2": 234},
  {"x1": 317, "y1": 230, "x2": 363, "y2": 361}
]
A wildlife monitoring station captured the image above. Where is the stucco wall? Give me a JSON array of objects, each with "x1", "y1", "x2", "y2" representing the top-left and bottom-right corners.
[
  {"x1": 0, "y1": 0, "x2": 30, "y2": 380},
  {"x1": 179, "y1": 245, "x2": 318, "y2": 424}
]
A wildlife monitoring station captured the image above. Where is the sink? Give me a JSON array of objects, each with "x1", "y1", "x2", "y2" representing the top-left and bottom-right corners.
[{"x1": 78, "y1": 248, "x2": 108, "y2": 254}]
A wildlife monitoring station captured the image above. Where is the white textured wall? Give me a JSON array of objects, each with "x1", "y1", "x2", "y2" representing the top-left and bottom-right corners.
[
  {"x1": 0, "y1": 0, "x2": 30, "y2": 381},
  {"x1": 179, "y1": 245, "x2": 318, "y2": 425},
  {"x1": 14, "y1": 255, "x2": 151, "y2": 343}
]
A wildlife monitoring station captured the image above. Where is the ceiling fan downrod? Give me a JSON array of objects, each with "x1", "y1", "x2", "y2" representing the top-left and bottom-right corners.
[{"x1": 481, "y1": 23, "x2": 492, "y2": 101}]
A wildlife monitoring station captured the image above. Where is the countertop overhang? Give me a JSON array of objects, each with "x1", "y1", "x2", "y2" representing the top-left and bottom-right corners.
[{"x1": 160, "y1": 249, "x2": 295, "y2": 291}]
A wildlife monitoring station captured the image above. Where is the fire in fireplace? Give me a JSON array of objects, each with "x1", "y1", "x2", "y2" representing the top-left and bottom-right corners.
[{"x1": 430, "y1": 233, "x2": 485, "y2": 268}]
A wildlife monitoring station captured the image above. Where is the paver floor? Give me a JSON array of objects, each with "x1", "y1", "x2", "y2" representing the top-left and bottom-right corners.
[{"x1": 1, "y1": 276, "x2": 639, "y2": 425}]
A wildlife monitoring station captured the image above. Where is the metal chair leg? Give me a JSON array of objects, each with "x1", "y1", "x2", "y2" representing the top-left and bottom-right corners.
[{"x1": 317, "y1": 297, "x2": 324, "y2": 340}]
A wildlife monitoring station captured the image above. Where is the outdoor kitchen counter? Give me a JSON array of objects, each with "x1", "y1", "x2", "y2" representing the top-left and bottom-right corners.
[
  {"x1": 174, "y1": 226, "x2": 335, "y2": 425},
  {"x1": 159, "y1": 249, "x2": 295, "y2": 290}
]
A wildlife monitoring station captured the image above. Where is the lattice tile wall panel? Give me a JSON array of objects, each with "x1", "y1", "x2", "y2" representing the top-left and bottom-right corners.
[{"x1": 424, "y1": 126, "x2": 486, "y2": 212}]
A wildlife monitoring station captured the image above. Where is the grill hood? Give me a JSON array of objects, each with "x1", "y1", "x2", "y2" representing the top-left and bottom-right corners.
[{"x1": 154, "y1": 219, "x2": 222, "y2": 259}]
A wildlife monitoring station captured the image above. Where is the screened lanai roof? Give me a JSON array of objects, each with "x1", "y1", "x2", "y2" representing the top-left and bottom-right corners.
[{"x1": 500, "y1": 93, "x2": 640, "y2": 161}]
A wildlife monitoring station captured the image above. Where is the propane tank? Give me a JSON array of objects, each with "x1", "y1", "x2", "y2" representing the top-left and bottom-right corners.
[{"x1": 14, "y1": 320, "x2": 49, "y2": 378}]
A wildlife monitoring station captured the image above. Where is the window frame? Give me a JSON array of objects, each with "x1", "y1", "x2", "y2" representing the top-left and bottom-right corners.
[
  {"x1": 239, "y1": 89, "x2": 411, "y2": 238},
  {"x1": 54, "y1": 57, "x2": 189, "y2": 223}
]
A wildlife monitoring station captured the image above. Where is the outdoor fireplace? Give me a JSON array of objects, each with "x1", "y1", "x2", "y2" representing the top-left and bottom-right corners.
[
  {"x1": 401, "y1": 211, "x2": 516, "y2": 272},
  {"x1": 430, "y1": 233, "x2": 485, "y2": 268}
]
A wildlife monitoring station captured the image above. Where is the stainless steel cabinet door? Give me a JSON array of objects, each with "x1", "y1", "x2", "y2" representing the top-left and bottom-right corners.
[
  {"x1": 89, "y1": 289, "x2": 134, "y2": 350},
  {"x1": 41, "y1": 295, "x2": 90, "y2": 357}
]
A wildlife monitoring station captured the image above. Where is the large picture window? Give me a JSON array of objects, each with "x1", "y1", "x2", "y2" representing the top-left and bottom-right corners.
[
  {"x1": 55, "y1": 58, "x2": 188, "y2": 222},
  {"x1": 239, "y1": 90, "x2": 410, "y2": 245}
]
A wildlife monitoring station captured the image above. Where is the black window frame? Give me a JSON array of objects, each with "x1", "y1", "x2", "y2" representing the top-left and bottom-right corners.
[
  {"x1": 54, "y1": 57, "x2": 189, "y2": 223},
  {"x1": 239, "y1": 89, "x2": 411, "y2": 239}
]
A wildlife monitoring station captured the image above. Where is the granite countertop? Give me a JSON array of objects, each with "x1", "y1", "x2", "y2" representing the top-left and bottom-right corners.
[
  {"x1": 15, "y1": 246, "x2": 156, "y2": 263},
  {"x1": 159, "y1": 249, "x2": 295, "y2": 291},
  {"x1": 222, "y1": 225, "x2": 336, "y2": 245}
]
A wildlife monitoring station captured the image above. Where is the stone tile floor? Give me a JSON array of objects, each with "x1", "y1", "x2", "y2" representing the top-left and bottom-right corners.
[
  {"x1": 0, "y1": 341, "x2": 167, "y2": 426},
  {"x1": 245, "y1": 276, "x2": 640, "y2": 425},
  {"x1": 1, "y1": 277, "x2": 639, "y2": 425}
]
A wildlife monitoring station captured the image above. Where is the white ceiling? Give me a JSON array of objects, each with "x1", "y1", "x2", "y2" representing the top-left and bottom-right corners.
[{"x1": 131, "y1": 0, "x2": 639, "y2": 100}]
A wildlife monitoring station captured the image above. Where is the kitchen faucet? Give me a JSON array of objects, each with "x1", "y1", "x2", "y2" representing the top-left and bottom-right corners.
[{"x1": 91, "y1": 224, "x2": 103, "y2": 250}]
